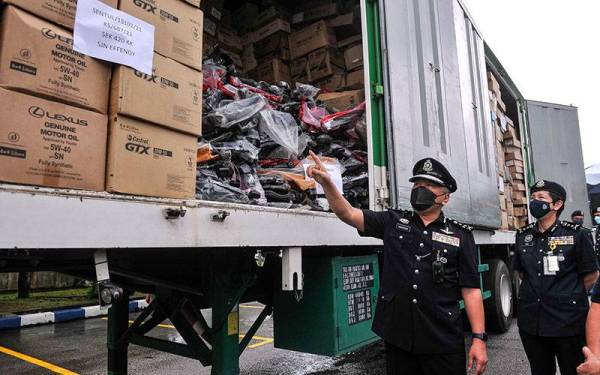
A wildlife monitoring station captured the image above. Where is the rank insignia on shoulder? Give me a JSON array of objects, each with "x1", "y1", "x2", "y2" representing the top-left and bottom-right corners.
[
  {"x1": 561, "y1": 221, "x2": 581, "y2": 231},
  {"x1": 518, "y1": 223, "x2": 535, "y2": 234},
  {"x1": 451, "y1": 219, "x2": 473, "y2": 232},
  {"x1": 400, "y1": 218, "x2": 410, "y2": 224}
]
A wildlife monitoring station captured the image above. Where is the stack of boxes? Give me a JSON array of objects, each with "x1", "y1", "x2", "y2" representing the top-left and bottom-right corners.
[
  {"x1": 488, "y1": 72, "x2": 528, "y2": 230},
  {"x1": 0, "y1": 0, "x2": 203, "y2": 199},
  {"x1": 0, "y1": 1, "x2": 115, "y2": 192}
]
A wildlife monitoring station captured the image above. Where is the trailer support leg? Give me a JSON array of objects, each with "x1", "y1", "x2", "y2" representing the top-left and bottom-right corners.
[
  {"x1": 107, "y1": 291, "x2": 130, "y2": 375},
  {"x1": 211, "y1": 287, "x2": 240, "y2": 375}
]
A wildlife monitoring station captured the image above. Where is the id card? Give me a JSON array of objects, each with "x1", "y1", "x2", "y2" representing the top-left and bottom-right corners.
[{"x1": 543, "y1": 256, "x2": 559, "y2": 275}]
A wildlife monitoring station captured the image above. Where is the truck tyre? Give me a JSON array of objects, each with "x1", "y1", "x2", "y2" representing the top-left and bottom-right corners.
[{"x1": 483, "y1": 259, "x2": 512, "y2": 333}]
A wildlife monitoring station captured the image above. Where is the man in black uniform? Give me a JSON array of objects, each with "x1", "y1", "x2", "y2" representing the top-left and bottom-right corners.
[
  {"x1": 593, "y1": 208, "x2": 600, "y2": 265},
  {"x1": 572, "y1": 210, "x2": 586, "y2": 226},
  {"x1": 513, "y1": 179, "x2": 599, "y2": 375},
  {"x1": 577, "y1": 280, "x2": 600, "y2": 374},
  {"x1": 307, "y1": 152, "x2": 488, "y2": 375}
]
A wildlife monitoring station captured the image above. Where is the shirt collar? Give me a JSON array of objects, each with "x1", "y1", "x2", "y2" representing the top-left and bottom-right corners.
[
  {"x1": 412, "y1": 210, "x2": 446, "y2": 227},
  {"x1": 534, "y1": 219, "x2": 559, "y2": 235}
]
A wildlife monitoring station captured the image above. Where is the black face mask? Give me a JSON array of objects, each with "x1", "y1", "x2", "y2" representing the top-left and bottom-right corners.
[
  {"x1": 573, "y1": 218, "x2": 584, "y2": 225},
  {"x1": 410, "y1": 187, "x2": 444, "y2": 212},
  {"x1": 529, "y1": 199, "x2": 552, "y2": 219}
]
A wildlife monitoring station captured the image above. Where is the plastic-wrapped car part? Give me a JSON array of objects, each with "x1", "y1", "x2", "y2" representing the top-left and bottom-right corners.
[
  {"x1": 320, "y1": 102, "x2": 366, "y2": 132},
  {"x1": 300, "y1": 101, "x2": 329, "y2": 130},
  {"x1": 204, "y1": 95, "x2": 268, "y2": 130},
  {"x1": 196, "y1": 169, "x2": 250, "y2": 204},
  {"x1": 258, "y1": 110, "x2": 300, "y2": 157},
  {"x1": 343, "y1": 172, "x2": 368, "y2": 189},
  {"x1": 355, "y1": 114, "x2": 368, "y2": 146},
  {"x1": 237, "y1": 163, "x2": 267, "y2": 205},
  {"x1": 212, "y1": 139, "x2": 260, "y2": 163},
  {"x1": 295, "y1": 83, "x2": 320, "y2": 101},
  {"x1": 203, "y1": 64, "x2": 227, "y2": 90}
]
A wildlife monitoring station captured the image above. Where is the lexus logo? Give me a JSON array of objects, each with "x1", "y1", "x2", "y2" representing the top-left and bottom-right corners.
[
  {"x1": 41, "y1": 28, "x2": 56, "y2": 39},
  {"x1": 29, "y1": 106, "x2": 45, "y2": 118}
]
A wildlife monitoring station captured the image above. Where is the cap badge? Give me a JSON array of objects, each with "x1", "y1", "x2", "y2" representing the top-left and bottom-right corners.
[
  {"x1": 400, "y1": 218, "x2": 409, "y2": 224},
  {"x1": 536, "y1": 180, "x2": 545, "y2": 188},
  {"x1": 423, "y1": 159, "x2": 433, "y2": 172},
  {"x1": 525, "y1": 234, "x2": 533, "y2": 243}
]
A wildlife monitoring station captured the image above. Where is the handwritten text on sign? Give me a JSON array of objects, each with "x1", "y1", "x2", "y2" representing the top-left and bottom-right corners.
[{"x1": 73, "y1": 0, "x2": 155, "y2": 74}]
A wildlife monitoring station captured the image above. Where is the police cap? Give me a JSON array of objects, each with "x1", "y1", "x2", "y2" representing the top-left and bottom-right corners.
[
  {"x1": 409, "y1": 158, "x2": 457, "y2": 193},
  {"x1": 530, "y1": 179, "x2": 566, "y2": 201}
]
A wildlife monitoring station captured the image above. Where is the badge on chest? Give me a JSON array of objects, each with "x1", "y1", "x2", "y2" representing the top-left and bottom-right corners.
[
  {"x1": 549, "y1": 236, "x2": 574, "y2": 246},
  {"x1": 432, "y1": 232, "x2": 460, "y2": 247}
]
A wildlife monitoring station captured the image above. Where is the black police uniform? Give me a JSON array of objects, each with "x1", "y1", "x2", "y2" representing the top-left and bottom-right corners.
[
  {"x1": 513, "y1": 180, "x2": 598, "y2": 375},
  {"x1": 359, "y1": 158, "x2": 480, "y2": 375},
  {"x1": 594, "y1": 279, "x2": 600, "y2": 304}
]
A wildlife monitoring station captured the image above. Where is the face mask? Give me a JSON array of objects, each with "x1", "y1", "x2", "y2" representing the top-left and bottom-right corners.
[
  {"x1": 595, "y1": 217, "x2": 600, "y2": 225},
  {"x1": 410, "y1": 186, "x2": 445, "y2": 212},
  {"x1": 529, "y1": 199, "x2": 552, "y2": 219},
  {"x1": 573, "y1": 219, "x2": 584, "y2": 225}
]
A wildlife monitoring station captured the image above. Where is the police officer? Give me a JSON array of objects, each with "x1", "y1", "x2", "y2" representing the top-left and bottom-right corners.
[
  {"x1": 572, "y1": 210, "x2": 586, "y2": 226},
  {"x1": 577, "y1": 280, "x2": 600, "y2": 375},
  {"x1": 307, "y1": 151, "x2": 488, "y2": 375},
  {"x1": 513, "y1": 179, "x2": 599, "y2": 375},
  {"x1": 593, "y1": 208, "x2": 600, "y2": 264}
]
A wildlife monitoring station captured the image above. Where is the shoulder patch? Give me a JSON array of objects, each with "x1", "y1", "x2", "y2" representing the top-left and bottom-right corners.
[
  {"x1": 560, "y1": 220, "x2": 581, "y2": 231},
  {"x1": 517, "y1": 223, "x2": 535, "y2": 234},
  {"x1": 450, "y1": 219, "x2": 473, "y2": 232}
]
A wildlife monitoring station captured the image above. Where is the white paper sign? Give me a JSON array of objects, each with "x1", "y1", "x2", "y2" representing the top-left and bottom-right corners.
[
  {"x1": 304, "y1": 163, "x2": 344, "y2": 195},
  {"x1": 73, "y1": 0, "x2": 155, "y2": 74}
]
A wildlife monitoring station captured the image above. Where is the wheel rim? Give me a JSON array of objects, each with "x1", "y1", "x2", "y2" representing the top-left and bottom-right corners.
[{"x1": 499, "y1": 273, "x2": 512, "y2": 318}]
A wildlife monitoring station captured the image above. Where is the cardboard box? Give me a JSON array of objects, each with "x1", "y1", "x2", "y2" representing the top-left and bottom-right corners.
[
  {"x1": 216, "y1": 27, "x2": 242, "y2": 53},
  {"x1": 514, "y1": 206, "x2": 528, "y2": 217},
  {"x1": 345, "y1": 69, "x2": 364, "y2": 89},
  {"x1": 0, "y1": 88, "x2": 107, "y2": 191},
  {"x1": 253, "y1": 5, "x2": 290, "y2": 30},
  {"x1": 503, "y1": 124, "x2": 518, "y2": 140},
  {"x1": 110, "y1": 53, "x2": 203, "y2": 136},
  {"x1": 318, "y1": 90, "x2": 365, "y2": 111},
  {"x1": 233, "y1": 2, "x2": 259, "y2": 34},
  {"x1": 255, "y1": 58, "x2": 290, "y2": 83},
  {"x1": 299, "y1": 47, "x2": 344, "y2": 82},
  {"x1": 330, "y1": 9, "x2": 361, "y2": 39},
  {"x1": 514, "y1": 172, "x2": 525, "y2": 180},
  {"x1": 253, "y1": 18, "x2": 290, "y2": 44},
  {"x1": 512, "y1": 190, "x2": 527, "y2": 201},
  {"x1": 204, "y1": 16, "x2": 217, "y2": 36},
  {"x1": 119, "y1": 0, "x2": 204, "y2": 71},
  {"x1": 0, "y1": 6, "x2": 111, "y2": 113},
  {"x1": 106, "y1": 115, "x2": 197, "y2": 199},
  {"x1": 313, "y1": 74, "x2": 346, "y2": 91},
  {"x1": 501, "y1": 211, "x2": 509, "y2": 230},
  {"x1": 499, "y1": 196, "x2": 507, "y2": 211},
  {"x1": 505, "y1": 151, "x2": 523, "y2": 162},
  {"x1": 497, "y1": 95, "x2": 507, "y2": 113},
  {"x1": 488, "y1": 72, "x2": 500, "y2": 95},
  {"x1": 242, "y1": 45, "x2": 258, "y2": 72},
  {"x1": 337, "y1": 35, "x2": 362, "y2": 50},
  {"x1": 514, "y1": 183, "x2": 527, "y2": 192},
  {"x1": 504, "y1": 138, "x2": 522, "y2": 148},
  {"x1": 201, "y1": 0, "x2": 224, "y2": 21},
  {"x1": 289, "y1": 21, "x2": 336, "y2": 60},
  {"x1": 182, "y1": 0, "x2": 201, "y2": 7},
  {"x1": 344, "y1": 44, "x2": 363, "y2": 71},
  {"x1": 1, "y1": 0, "x2": 118, "y2": 30},
  {"x1": 508, "y1": 164, "x2": 524, "y2": 175},
  {"x1": 219, "y1": 47, "x2": 243, "y2": 68},
  {"x1": 292, "y1": 3, "x2": 338, "y2": 25},
  {"x1": 254, "y1": 32, "x2": 290, "y2": 60}
]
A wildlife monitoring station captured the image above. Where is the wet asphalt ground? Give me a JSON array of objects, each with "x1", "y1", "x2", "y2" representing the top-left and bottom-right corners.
[{"x1": 0, "y1": 303, "x2": 533, "y2": 374}]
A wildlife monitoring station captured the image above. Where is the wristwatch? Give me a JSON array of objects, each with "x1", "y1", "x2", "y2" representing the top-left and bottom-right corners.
[{"x1": 472, "y1": 333, "x2": 488, "y2": 342}]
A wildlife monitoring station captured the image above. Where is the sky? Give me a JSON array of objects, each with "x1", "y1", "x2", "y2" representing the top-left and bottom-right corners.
[{"x1": 461, "y1": 0, "x2": 599, "y2": 168}]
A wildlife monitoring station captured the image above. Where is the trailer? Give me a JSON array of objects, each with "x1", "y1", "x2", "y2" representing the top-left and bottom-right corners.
[{"x1": 0, "y1": 0, "x2": 586, "y2": 374}]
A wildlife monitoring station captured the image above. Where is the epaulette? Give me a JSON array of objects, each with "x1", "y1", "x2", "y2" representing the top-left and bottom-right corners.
[
  {"x1": 560, "y1": 220, "x2": 581, "y2": 231},
  {"x1": 517, "y1": 223, "x2": 535, "y2": 234},
  {"x1": 450, "y1": 219, "x2": 473, "y2": 232}
]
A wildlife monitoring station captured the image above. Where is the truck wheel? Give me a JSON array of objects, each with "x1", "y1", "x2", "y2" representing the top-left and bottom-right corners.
[{"x1": 483, "y1": 259, "x2": 513, "y2": 333}]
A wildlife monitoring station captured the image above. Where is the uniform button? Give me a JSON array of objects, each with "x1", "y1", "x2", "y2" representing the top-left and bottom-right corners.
[
  {"x1": 423, "y1": 230, "x2": 428, "y2": 235},
  {"x1": 419, "y1": 243, "x2": 424, "y2": 248},
  {"x1": 413, "y1": 284, "x2": 418, "y2": 290},
  {"x1": 537, "y1": 298, "x2": 541, "y2": 302},
  {"x1": 414, "y1": 270, "x2": 420, "y2": 275},
  {"x1": 537, "y1": 261, "x2": 541, "y2": 264},
  {"x1": 399, "y1": 235, "x2": 403, "y2": 239},
  {"x1": 539, "y1": 250, "x2": 543, "y2": 253},
  {"x1": 572, "y1": 301, "x2": 577, "y2": 305},
  {"x1": 537, "y1": 273, "x2": 541, "y2": 277},
  {"x1": 412, "y1": 299, "x2": 418, "y2": 304},
  {"x1": 522, "y1": 249, "x2": 526, "y2": 253}
]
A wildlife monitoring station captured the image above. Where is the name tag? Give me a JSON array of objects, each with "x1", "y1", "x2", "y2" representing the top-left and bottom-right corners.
[
  {"x1": 396, "y1": 223, "x2": 411, "y2": 232},
  {"x1": 432, "y1": 232, "x2": 460, "y2": 247},
  {"x1": 549, "y1": 236, "x2": 574, "y2": 246}
]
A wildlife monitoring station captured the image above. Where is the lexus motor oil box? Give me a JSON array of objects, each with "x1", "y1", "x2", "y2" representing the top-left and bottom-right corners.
[
  {"x1": 0, "y1": 88, "x2": 108, "y2": 191},
  {"x1": 106, "y1": 115, "x2": 197, "y2": 199},
  {"x1": 0, "y1": 6, "x2": 111, "y2": 113},
  {"x1": 1, "y1": 0, "x2": 119, "y2": 30}
]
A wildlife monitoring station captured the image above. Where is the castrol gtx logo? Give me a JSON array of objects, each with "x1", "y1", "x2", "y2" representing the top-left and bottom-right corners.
[
  {"x1": 125, "y1": 135, "x2": 150, "y2": 155},
  {"x1": 133, "y1": 0, "x2": 157, "y2": 13},
  {"x1": 41, "y1": 28, "x2": 73, "y2": 44},
  {"x1": 28, "y1": 106, "x2": 88, "y2": 126}
]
